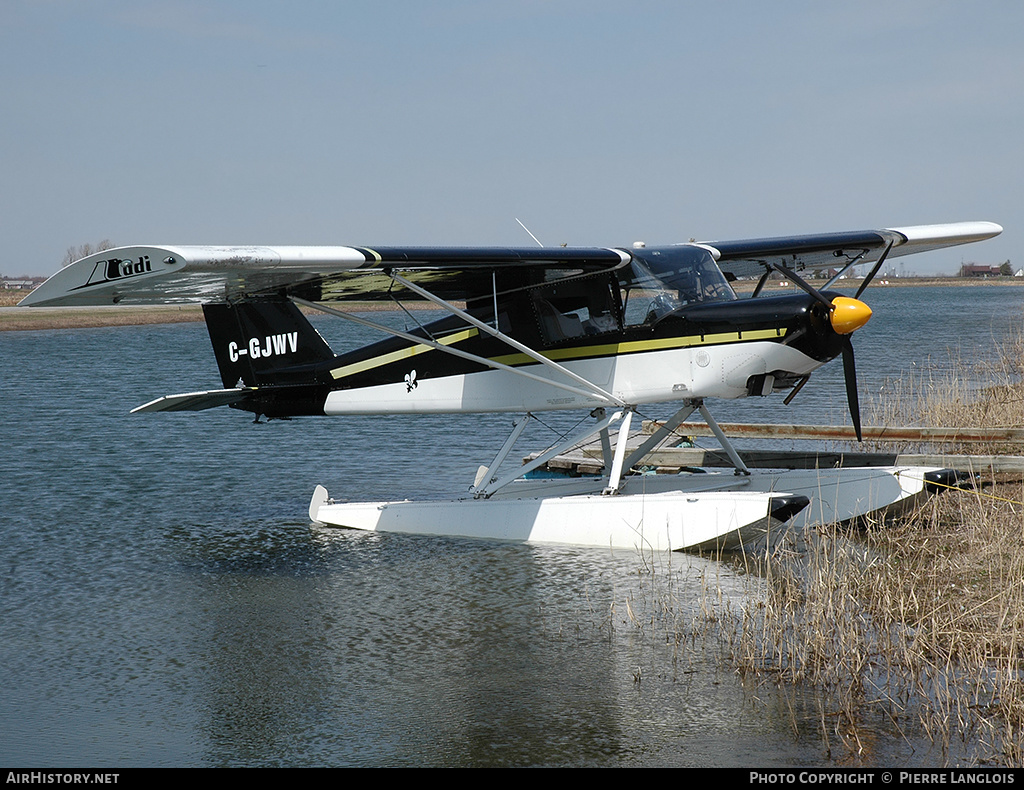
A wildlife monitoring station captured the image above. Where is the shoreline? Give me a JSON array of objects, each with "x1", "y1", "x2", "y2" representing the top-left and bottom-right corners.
[
  {"x1": 0, "y1": 300, "x2": 443, "y2": 331},
  {"x1": 3, "y1": 276, "x2": 1022, "y2": 331}
]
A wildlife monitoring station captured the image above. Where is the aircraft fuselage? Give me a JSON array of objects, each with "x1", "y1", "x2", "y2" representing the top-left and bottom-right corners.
[{"x1": 211, "y1": 287, "x2": 845, "y2": 418}]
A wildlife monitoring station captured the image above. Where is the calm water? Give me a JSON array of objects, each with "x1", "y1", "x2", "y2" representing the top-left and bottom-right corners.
[{"x1": 1, "y1": 285, "x2": 1021, "y2": 767}]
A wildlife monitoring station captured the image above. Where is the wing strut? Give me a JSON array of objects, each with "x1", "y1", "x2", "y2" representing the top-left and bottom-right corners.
[
  {"x1": 291, "y1": 297, "x2": 622, "y2": 407},
  {"x1": 822, "y1": 249, "x2": 869, "y2": 289},
  {"x1": 854, "y1": 240, "x2": 894, "y2": 298},
  {"x1": 387, "y1": 272, "x2": 627, "y2": 407}
]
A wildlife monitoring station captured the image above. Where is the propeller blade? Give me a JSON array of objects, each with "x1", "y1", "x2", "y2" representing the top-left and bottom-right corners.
[
  {"x1": 855, "y1": 239, "x2": 894, "y2": 299},
  {"x1": 841, "y1": 337, "x2": 862, "y2": 442},
  {"x1": 772, "y1": 262, "x2": 833, "y2": 310}
]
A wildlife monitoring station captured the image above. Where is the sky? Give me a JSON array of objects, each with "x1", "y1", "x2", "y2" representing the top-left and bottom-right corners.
[{"x1": 2, "y1": 0, "x2": 1020, "y2": 277}]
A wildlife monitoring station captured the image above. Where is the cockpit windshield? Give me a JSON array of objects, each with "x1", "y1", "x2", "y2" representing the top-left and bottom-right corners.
[{"x1": 621, "y1": 245, "x2": 736, "y2": 324}]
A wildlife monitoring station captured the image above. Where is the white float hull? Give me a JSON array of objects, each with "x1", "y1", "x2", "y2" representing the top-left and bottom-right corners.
[
  {"x1": 309, "y1": 485, "x2": 801, "y2": 552},
  {"x1": 768, "y1": 465, "x2": 942, "y2": 528},
  {"x1": 308, "y1": 465, "x2": 949, "y2": 552}
]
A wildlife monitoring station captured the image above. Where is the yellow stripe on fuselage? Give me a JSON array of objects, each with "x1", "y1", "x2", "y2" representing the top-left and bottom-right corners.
[
  {"x1": 330, "y1": 327, "x2": 479, "y2": 380},
  {"x1": 487, "y1": 328, "x2": 786, "y2": 366},
  {"x1": 330, "y1": 326, "x2": 786, "y2": 380}
]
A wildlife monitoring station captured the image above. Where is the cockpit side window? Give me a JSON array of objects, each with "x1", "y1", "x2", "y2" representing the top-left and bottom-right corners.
[
  {"x1": 530, "y1": 273, "x2": 622, "y2": 345},
  {"x1": 620, "y1": 245, "x2": 736, "y2": 327}
]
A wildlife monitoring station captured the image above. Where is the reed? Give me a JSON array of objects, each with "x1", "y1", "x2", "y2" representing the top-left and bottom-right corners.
[
  {"x1": 866, "y1": 330, "x2": 1024, "y2": 456},
  {"x1": 0, "y1": 289, "x2": 26, "y2": 306},
  {"x1": 746, "y1": 333, "x2": 1024, "y2": 763},
  {"x1": 621, "y1": 333, "x2": 1024, "y2": 765}
]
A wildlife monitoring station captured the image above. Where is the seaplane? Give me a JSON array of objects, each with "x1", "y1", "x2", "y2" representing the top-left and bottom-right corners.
[{"x1": 21, "y1": 220, "x2": 1001, "y2": 552}]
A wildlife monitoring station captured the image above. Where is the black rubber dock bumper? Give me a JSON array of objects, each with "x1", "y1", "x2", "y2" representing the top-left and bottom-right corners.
[
  {"x1": 768, "y1": 494, "x2": 812, "y2": 523},
  {"x1": 923, "y1": 468, "x2": 976, "y2": 494}
]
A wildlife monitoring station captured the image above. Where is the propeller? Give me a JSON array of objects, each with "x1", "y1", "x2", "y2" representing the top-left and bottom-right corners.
[
  {"x1": 773, "y1": 261, "x2": 877, "y2": 442},
  {"x1": 838, "y1": 241, "x2": 893, "y2": 440}
]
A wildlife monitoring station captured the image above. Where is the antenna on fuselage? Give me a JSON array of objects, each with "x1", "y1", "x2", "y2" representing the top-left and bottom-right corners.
[{"x1": 515, "y1": 218, "x2": 544, "y2": 247}]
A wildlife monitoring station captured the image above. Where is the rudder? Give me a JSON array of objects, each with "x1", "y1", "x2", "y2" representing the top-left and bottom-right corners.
[{"x1": 203, "y1": 297, "x2": 335, "y2": 388}]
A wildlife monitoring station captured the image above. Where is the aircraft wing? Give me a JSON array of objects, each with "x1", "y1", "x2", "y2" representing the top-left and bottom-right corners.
[
  {"x1": 705, "y1": 221, "x2": 1002, "y2": 280},
  {"x1": 20, "y1": 221, "x2": 1001, "y2": 307},
  {"x1": 19, "y1": 244, "x2": 632, "y2": 307}
]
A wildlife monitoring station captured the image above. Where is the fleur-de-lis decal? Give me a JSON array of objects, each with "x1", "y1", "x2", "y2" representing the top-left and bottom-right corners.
[{"x1": 405, "y1": 369, "x2": 418, "y2": 392}]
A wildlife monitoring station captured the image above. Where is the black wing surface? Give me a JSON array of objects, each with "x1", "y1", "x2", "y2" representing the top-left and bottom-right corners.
[
  {"x1": 20, "y1": 222, "x2": 1001, "y2": 307},
  {"x1": 706, "y1": 222, "x2": 1002, "y2": 280},
  {"x1": 19, "y1": 245, "x2": 632, "y2": 307}
]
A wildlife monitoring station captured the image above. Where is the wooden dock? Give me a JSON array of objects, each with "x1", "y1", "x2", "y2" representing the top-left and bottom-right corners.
[{"x1": 525, "y1": 421, "x2": 1024, "y2": 476}]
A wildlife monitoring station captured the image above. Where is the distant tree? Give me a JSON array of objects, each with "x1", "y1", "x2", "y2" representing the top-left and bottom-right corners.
[
  {"x1": 62, "y1": 239, "x2": 115, "y2": 267},
  {"x1": 1000, "y1": 260, "x2": 1013, "y2": 277}
]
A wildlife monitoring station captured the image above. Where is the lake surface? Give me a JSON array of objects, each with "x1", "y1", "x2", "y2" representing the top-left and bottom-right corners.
[{"x1": 1, "y1": 285, "x2": 1021, "y2": 767}]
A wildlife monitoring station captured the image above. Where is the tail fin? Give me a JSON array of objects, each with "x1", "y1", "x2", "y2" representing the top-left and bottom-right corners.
[{"x1": 203, "y1": 297, "x2": 335, "y2": 388}]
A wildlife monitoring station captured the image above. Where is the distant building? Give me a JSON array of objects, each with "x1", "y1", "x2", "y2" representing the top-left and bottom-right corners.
[
  {"x1": 959, "y1": 263, "x2": 1002, "y2": 278},
  {"x1": 1, "y1": 278, "x2": 37, "y2": 289}
]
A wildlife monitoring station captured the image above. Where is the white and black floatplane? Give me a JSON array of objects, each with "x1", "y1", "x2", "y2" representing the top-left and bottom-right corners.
[{"x1": 23, "y1": 221, "x2": 1001, "y2": 552}]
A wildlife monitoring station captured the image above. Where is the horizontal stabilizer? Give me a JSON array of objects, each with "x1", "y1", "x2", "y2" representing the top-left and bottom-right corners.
[{"x1": 131, "y1": 388, "x2": 255, "y2": 413}]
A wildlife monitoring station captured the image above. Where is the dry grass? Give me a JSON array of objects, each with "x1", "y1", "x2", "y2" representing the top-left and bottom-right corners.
[
  {"x1": 734, "y1": 335, "x2": 1024, "y2": 764},
  {"x1": 867, "y1": 331, "x2": 1024, "y2": 456},
  {"x1": 726, "y1": 488, "x2": 1024, "y2": 765},
  {"x1": 0, "y1": 288, "x2": 32, "y2": 306},
  {"x1": 0, "y1": 303, "x2": 205, "y2": 330},
  {"x1": 0, "y1": 291, "x2": 449, "y2": 331},
  {"x1": 620, "y1": 333, "x2": 1024, "y2": 766}
]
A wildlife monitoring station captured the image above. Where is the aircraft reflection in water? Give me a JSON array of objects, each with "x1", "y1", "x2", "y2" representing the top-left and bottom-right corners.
[{"x1": 22, "y1": 221, "x2": 1002, "y2": 551}]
